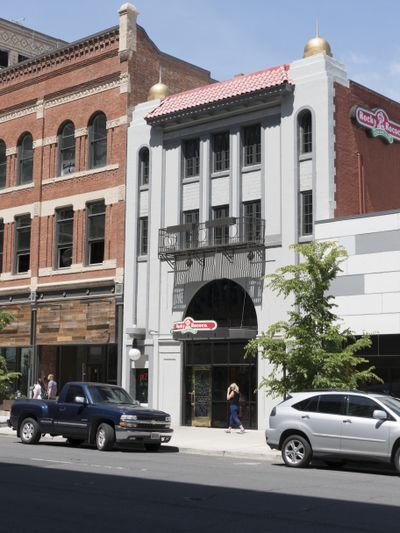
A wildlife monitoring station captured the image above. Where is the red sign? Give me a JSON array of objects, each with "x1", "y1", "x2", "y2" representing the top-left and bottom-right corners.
[
  {"x1": 353, "y1": 106, "x2": 400, "y2": 144},
  {"x1": 171, "y1": 317, "x2": 217, "y2": 334}
]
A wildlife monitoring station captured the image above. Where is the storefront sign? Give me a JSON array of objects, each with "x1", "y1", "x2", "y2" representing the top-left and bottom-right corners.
[
  {"x1": 353, "y1": 106, "x2": 400, "y2": 144},
  {"x1": 171, "y1": 317, "x2": 217, "y2": 335}
]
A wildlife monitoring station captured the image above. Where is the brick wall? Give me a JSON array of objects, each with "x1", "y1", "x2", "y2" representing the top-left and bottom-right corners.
[{"x1": 335, "y1": 81, "x2": 400, "y2": 217}]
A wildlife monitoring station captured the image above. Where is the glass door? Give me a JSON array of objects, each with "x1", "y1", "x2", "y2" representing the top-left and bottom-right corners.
[{"x1": 191, "y1": 366, "x2": 211, "y2": 427}]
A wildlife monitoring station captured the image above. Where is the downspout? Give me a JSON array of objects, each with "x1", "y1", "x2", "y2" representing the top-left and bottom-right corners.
[{"x1": 356, "y1": 151, "x2": 364, "y2": 214}]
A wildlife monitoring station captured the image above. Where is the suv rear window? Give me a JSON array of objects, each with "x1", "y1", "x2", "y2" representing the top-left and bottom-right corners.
[{"x1": 293, "y1": 395, "x2": 319, "y2": 412}]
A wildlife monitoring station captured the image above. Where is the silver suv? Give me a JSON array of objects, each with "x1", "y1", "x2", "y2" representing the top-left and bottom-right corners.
[{"x1": 266, "y1": 391, "x2": 400, "y2": 471}]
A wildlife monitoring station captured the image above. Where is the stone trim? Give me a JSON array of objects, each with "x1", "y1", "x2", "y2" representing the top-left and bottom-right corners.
[
  {"x1": 45, "y1": 76, "x2": 122, "y2": 110},
  {"x1": 43, "y1": 136, "x2": 58, "y2": 146},
  {"x1": 0, "y1": 271, "x2": 31, "y2": 282},
  {"x1": 0, "y1": 103, "x2": 37, "y2": 125},
  {"x1": 42, "y1": 163, "x2": 119, "y2": 185},
  {"x1": 106, "y1": 115, "x2": 129, "y2": 129},
  {"x1": 33, "y1": 139, "x2": 43, "y2": 149},
  {"x1": 5, "y1": 147, "x2": 17, "y2": 156},
  {"x1": 39, "y1": 259, "x2": 117, "y2": 277},
  {"x1": 0, "y1": 183, "x2": 33, "y2": 201},
  {"x1": 75, "y1": 127, "x2": 88, "y2": 138}
]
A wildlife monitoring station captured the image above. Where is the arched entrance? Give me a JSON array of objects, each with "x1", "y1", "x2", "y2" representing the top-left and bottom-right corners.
[{"x1": 181, "y1": 279, "x2": 258, "y2": 428}]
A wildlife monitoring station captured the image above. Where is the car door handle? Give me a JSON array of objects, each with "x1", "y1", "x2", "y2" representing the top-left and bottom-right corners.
[
  {"x1": 301, "y1": 415, "x2": 310, "y2": 419},
  {"x1": 58, "y1": 407, "x2": 66, "y2": 412},
  {"x1": 343, "y1": 419, "x2": 352, "y2": 423}
]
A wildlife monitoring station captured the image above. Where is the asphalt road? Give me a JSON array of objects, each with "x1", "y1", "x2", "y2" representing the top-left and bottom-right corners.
[{"x1": 1, "y1": 434, "x2": 400, "y2": 533}]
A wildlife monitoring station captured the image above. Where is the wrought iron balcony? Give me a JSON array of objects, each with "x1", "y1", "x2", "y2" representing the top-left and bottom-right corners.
[{"x1": 159, "y1": 216, "x2": 265, "y2": 261}]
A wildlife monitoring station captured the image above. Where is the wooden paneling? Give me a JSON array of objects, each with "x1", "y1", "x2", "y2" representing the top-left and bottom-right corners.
[
  {"x1": 0, "y1": 304, "x2": 31, "y2": 346},
  {"x1": 37, "y1": 298, "x2": 116, "y2": 344}
]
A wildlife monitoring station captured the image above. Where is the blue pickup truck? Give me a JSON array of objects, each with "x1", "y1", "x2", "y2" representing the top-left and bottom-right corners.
[{"x1": 8, "y1": 381, "x2": 173, "y2": 451}]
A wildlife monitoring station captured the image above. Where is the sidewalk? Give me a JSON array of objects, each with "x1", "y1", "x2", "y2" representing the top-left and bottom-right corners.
[{"x1": 0, "y1": 412, "x2": 280, "y2": 461}]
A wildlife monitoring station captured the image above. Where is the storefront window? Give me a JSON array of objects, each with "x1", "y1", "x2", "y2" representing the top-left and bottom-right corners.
[{"x1": 135, "y1": 369, "x2": 148, "y2": 403}]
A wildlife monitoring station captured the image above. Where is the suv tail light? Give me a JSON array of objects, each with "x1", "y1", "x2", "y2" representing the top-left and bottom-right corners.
[{"x1": 270, "y1": 407, "x2": 276, "y2": 416}]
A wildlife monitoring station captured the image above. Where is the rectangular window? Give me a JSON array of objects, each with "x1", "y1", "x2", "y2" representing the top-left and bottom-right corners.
[
  {"x1": 182, "y1": 209, "x2": 199, "y2": 249},
  {"x1": 86, "y1": 201, "x2": 105, "y2": 265},
  {"x1": 300, "y1": 112, "x2": 312, "y2": 154},
  {"x1": 14, "y1": 215, "x2": 31, "y2": 273},
  {"x1": 301, "y1": 190, "x2": 313, "y2": 236},
  {"x1": 243, "y1": 200, "x2": 261, "y2": 242},
  {"x1": 212, "y1": 132, "x2": 230, "y2": 172},
  {"x1": 0, "y1": 219, "x2": 4, "y2": 273},
  {"x1": 183, "y1": 138, "x2": 200, "y2": 178},
  {"x1": 55, "y1": 207, "x2": 74, "y2": 268},
  {"x1": 0, "y1": 49, "x2": 9, "y2": 68},
  {"x1": 139, "y1": 217, "x2": 148, "y2": 256},
  {"x1": 243, "y1": 124, "x2": 261, "y2": 166},
  {"x1": 212, "y1": 205, "x2": 230, "y2": 245}
]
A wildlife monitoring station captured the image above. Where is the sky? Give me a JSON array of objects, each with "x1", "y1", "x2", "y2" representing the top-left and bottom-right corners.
[{"x1": 2, "y1": 0, "x2": 400, "y2": 100}]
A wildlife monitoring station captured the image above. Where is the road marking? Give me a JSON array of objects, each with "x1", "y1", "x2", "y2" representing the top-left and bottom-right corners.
[
  {"x1": 233, "y1": 462, "x2": 261, "y2": 466},
  {"x1": 31, "y1": 458, "x2": 73, "y2": 465}
]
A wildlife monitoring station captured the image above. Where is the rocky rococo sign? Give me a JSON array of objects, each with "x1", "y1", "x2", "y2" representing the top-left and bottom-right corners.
[
  {"x1": 172, "y1": 317, "x2": 217, "y2": 335},
  {"x1": 352, "y1": 106, "x2": 400, "y2": 144}
]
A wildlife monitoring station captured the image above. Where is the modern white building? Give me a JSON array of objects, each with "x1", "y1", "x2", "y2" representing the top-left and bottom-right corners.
[{"x1": 123, "y1": 32, "x2": 400, "y2": 428}]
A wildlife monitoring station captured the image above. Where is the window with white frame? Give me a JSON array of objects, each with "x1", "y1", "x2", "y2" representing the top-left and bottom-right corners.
[
  {"x1": 212, "y1": 205, "x2": 230, "y2": 245},
  {"x1": 212, "y1": 131, "x2": 230, "y2": 172},
  {"x1": 139, "y1": 217, "x2": 148, "y2": 256},
  {"x1": 183, "y1": 138, "x2": 200, "y2": 178},
  {"x1": 14, "y1": 215, "x2": 31, "y2": 273},
  {"x1": 243, "y1": 200, "x2": 261, "y2": 242},
  {"x1": 300, "y1": 190, "x2": 313, "y2": 236},
  {"x1": 139, "y1": 147, "x2": 149, "y2": 186},
  {"x1": 86, "y1": 201, "x2": 105, "y2": 265},
  {"x1": 182, "y1": 209, "x2": 199, "y2": 249},
  {"x1": 242, "y1": 124, "x2": 261, "y2": 166},
  {"x1": 55, "y1": 207, "x2": 74, "y2": 268},
  {"x1": 299, "y1": 110, "x2": 312, "y2": 155}
]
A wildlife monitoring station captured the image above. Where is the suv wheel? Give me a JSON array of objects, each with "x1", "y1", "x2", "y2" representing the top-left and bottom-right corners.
[
  {"x1": 282, "y1": 434, "x2": 312, "y2": 468},
  {"x1": 393, "y1": 446, "x2": 400, "y2": 473}
]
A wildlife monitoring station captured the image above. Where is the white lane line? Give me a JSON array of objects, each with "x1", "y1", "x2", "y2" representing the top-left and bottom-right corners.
[
  {"x1": 233, "y1": 462, "x2": 261, "y2": 466},
  {"x1": 31, "y1": 458, "x2": 73, "y2": 465}
]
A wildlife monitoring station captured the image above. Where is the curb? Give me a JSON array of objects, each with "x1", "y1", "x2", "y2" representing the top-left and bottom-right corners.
[{"x1": 176, "y1": 446, "x2": 281, "y2": 462}]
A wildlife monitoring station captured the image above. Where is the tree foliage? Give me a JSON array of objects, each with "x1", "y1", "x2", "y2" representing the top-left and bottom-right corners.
[
  {"x1": 245, "y1": 241, "x2": 381, "y2": 398},
  {"x1": 0, "y1": 311, "x2": 21, "y2": 398}
]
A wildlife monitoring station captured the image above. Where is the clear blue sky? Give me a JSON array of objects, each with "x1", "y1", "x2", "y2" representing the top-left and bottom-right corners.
[{"x1": 2, "y1": 0, "x2": 399, "y2": 100}]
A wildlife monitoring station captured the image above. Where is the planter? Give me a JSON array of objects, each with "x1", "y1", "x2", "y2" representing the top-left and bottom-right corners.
[{"x1": 0, "y1": 399, "x2": 14, "y2": 412}]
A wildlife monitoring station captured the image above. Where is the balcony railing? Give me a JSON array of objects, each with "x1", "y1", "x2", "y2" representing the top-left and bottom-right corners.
[{"x1": 159, "y1": 216, "x2": 265, "y2": 260}]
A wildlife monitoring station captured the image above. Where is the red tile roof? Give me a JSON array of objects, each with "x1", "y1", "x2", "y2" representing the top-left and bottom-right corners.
[{"x1": 146, "y1": 64, "x2": 291, "y2": 121}]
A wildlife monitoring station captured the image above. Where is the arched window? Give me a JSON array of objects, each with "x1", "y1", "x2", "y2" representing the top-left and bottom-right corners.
[
  {"x1": 18, "y1": 133, "x2": 33, "y2": 185},
  {"x1": 0, "y1": 140, "x2": 6, "y2": 188},
  {"x1": 58, "y1": 121, "x2": 75, "y2": 176},
  {"x1": 88, "y1": 113, "x2": 107, "y2": 169},
  {"x1": 139, "y1": 147, "x2": 149, "y2": 186},
  {"x1": 298, "y1": 110, "x2": 312, "y2": 155}
]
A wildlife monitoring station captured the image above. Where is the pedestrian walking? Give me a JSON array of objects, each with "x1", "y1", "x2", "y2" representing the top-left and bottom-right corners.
[
  {"x1": 47, "y1": 374, "x2": 58, "y2": 399},
  {"x1": 32, "y1": 378, "x2": 45, "y2": 399},
  {"x1": 225, "y1": 383, "x2": 245, "y2": 433}
]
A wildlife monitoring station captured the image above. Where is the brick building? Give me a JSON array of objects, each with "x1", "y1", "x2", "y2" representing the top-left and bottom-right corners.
[
  {"x1": 123, "y1": 30, "x2": 400, "y2": 427},
  {"x1": 0, "y1": 3, "x2": 211, "y2": 397}
]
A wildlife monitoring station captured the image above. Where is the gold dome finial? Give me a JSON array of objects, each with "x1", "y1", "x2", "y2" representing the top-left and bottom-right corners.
[
  {"x1": 147, "y1": 66, "x2": 171, "y2": 101},
  {"x1": 303, "y1": 20, "x2": 332, "y2": 58}
]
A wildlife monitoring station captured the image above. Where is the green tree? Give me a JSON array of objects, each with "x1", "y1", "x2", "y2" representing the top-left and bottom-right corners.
[
  {"x1": 0, "y1": 311, "x2": 20, "y2": 399},
  {"x1": 245, "y1": 241, "x2": 381, "y2": 398}
]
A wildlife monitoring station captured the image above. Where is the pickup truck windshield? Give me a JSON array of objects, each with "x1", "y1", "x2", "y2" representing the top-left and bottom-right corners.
[{"x1": 87, "y1": 385, "x2": 138, "y2": 405}]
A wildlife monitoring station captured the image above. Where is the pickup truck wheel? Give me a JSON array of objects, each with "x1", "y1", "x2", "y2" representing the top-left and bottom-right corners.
[
  {"x1": 281, "y1": 434, "x2": 312, "y2": 468},
  {"x1": 144, "y1": 443, "x2": 161, "y2": 452},
  {"x1": 20, "y1": 418, "x2": 41, "y2": 445},
  {"x1": 96, "y1": 423, "x2": 115, "y2": 451}
]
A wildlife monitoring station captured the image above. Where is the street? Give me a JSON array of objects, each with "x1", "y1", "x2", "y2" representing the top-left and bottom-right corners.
[{"x1": 1, "y1": 435, "x2": 400, "y2": 532}]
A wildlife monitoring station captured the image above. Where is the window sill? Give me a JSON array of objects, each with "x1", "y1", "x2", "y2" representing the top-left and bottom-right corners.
[
  {"x1": 298, "y1": 234, "x2": 313, "y2": 243},
  {"x1": 241, "y1": 164, "x2": 261, "y2": 174},
  {"x1": 299, "y1": 153, "x2": 313, "y2": 162},
  {"x1": 0, "y1": 183, "x2": 33, "y2": 195},
  {"x1": 42, "y1": 164, "x2": 119, "y2": 185},
  {"x1": 139, "y1": 184, "x2": 149, "y2": 191},
  {"x1": 211, "y1": 170, "x2": 230, "y2": 179},
  {"x1": 0, "y1": 270, "x2": 31, "y2": 281},
  {"x1": 39, "y1": 260, "x2": 117, "y2": 276},
  {"x1": 137, "y1": 255, "x2": 148, "y2": 262},
  {"x1": 182, "y1": 176, "x2": 200, "y2": 184}
]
